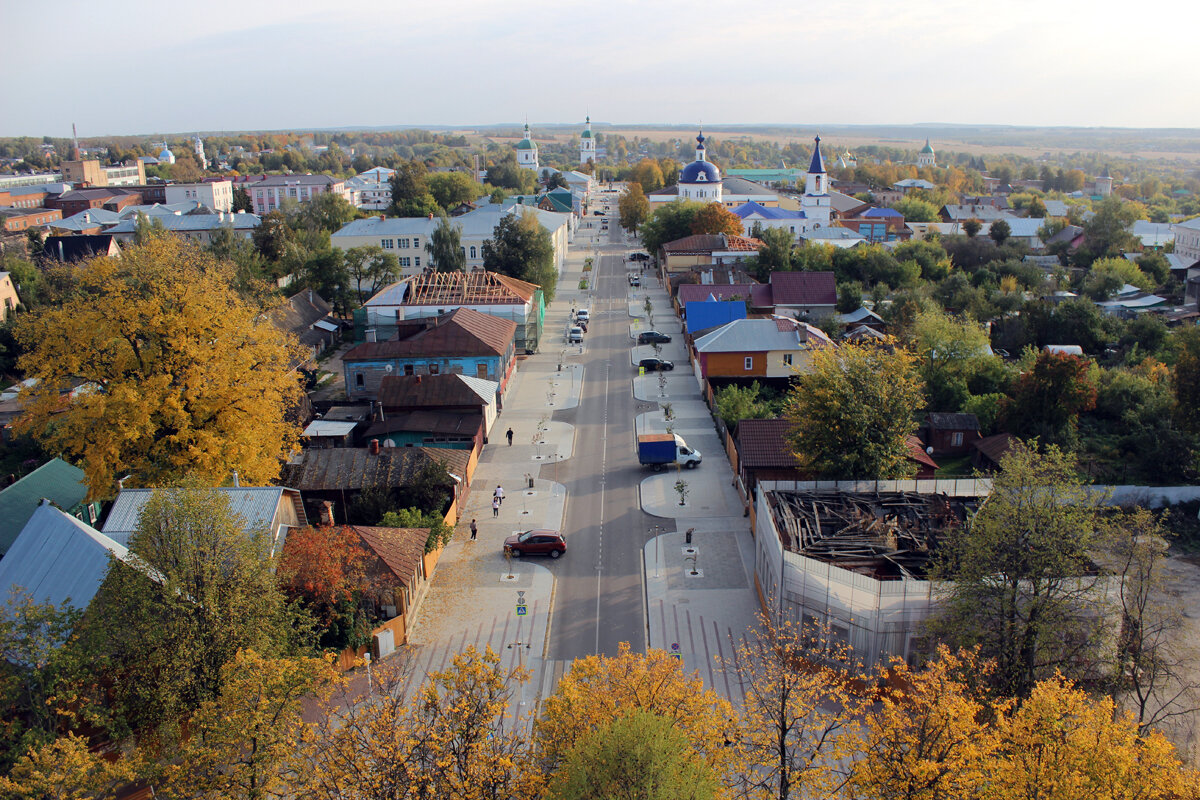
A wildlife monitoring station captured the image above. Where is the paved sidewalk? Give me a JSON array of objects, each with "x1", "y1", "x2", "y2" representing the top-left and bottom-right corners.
[{"x1": 631, "y1": 274, "x2": 762, "y2": 707}]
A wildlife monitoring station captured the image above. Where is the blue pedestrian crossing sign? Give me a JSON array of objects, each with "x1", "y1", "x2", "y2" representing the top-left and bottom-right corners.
[{"x1": 516, "y1": 606, "x2": 527, "y2": 616}]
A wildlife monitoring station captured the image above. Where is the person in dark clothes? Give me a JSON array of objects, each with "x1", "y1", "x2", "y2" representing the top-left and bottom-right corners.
[
  {"x1": 469, "y1": 519, "x2": 478, "y2": 540},
  {"x1": 506, "y1": 428, "x2": 514, "y2": 446}
]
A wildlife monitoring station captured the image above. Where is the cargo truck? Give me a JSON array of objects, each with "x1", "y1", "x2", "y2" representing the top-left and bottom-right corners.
[{"x1": 637, "y1": 433, "x2": 702, "y2": 471}]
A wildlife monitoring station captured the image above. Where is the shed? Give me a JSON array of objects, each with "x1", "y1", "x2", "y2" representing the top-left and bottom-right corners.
[{"x1": 924, "y1": 413, "x2": 981, "y2": 457}]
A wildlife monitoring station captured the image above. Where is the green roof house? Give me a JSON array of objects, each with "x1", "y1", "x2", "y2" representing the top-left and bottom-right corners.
[{"x1": 0, "y1": 458, "x2": 99, "y2": 556}]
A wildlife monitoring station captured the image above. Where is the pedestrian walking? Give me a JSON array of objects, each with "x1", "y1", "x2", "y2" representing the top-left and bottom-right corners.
[
  {"x1": 494, "y1": 485, "x2": 505, "y2": 505},
  {"x1": 492, "y1": 497, "x2": 500, "y2": 517},
  {"x1": 469, "y1": 519, "x2": 478, "y2": 540},
  {"x1": 506, "y1": 427, "x2": 514, "y2": 446}
]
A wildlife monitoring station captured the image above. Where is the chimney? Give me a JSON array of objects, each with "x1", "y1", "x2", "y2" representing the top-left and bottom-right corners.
[
  {"x1": 369, "y1": 438, "x2": 380, "y2": 455},
  {"x1": 319, "y1": 500, "x2": 335, "y2": 526},
  {"x1": 366, "y1": 328, "x2": 377, "y2": 343},
  {"x1": 308, "y1": 289, "x2": 313, "y2": 304}
]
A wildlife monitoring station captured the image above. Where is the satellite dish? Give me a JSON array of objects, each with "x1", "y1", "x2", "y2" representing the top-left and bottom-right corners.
[
  {"x1": 384, "y1": 364, "x2": 393, "y2": 372},
  {"x1": 926, "y1": 446, "x2": 934, "y2": 455}
]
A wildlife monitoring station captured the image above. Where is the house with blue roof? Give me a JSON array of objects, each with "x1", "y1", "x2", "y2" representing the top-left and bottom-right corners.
[
  {"x1": 0, "y1": 502, "x2": 129, "y2": 614},
  {"x1": 683, "y1": 299, "x2": 748, "y2": 336},
  {"x1": 731, "y1": 201, "x2": 808, "y2": 240}
]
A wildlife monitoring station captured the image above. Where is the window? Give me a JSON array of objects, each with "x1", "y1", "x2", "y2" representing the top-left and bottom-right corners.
[
  {"x1": 470, "y1": 246, "x2": 477, "y2": 259},
  {"x1": 399, "y1": 238, "x2": 410, "y2": 248},
  {"x1": 477, "y1": 363, "x2": 489, "y2": 379},
  {"x1": 403, "y1": 364, "x2": 414, "y2": 376},
  {"x1": 355, "y1": 373, "x2": 364, "y2": 387},
  {"x1": 783, "y1": 353, "x2": 793, "y2": 366},
  {"x1": 412, "y1": 237, "x2": 420, "y2": 248},
  {"x1": 382, "y1": 239, "x2": 394, "y2": 249},
  {"x1": 414, "y1": 257, "x2": 420, "y2": 268},
  {"x1": 952, "y1": 432, "x2": 964, "y2": 447},
  {"x1": 744, "y1": 357, "x2": 754, "y2": 371},
  {"x1": 399, "y1": 257, "x2": 411, "y2": 268},
  {"x1": 428, "y1": 363, "x2": 439, "y2": 375}
]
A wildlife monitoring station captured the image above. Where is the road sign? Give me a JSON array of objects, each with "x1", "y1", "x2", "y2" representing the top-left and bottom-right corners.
[
  {"x1": 516, "y1": 606, "x2": 527, "y2": 616},
  {"x1": 639, "y1": 367, "x2": 645, "y2": 376},
  {"x1": 517, "y1": 598, "x2": 527, "y2": 607},
  {"x1": 669, "y1": 653, "x2": 682, "y2": 661}
]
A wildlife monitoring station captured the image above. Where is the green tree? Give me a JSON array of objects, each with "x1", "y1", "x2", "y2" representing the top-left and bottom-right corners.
[
  {"x1": 343, "y1": 245, "x2": 400, "y2": 302},
  {"x1": 753, "y1": 226, "x2": 794, "y2": 278},
  {"x1": 930, "y1": 444, "x2": 1107, "y2": 699},
  {"x1": 908, "y1": 309, "x2": 993, "y2": 411},
  {"x1": 892, "y1": 239, "x2": 951, "y2": 281},
  {"x1": 639, "y1": 200, "x2": 703, "y2": 257},
  {"x1": 485, "y1": 152, "x2": 538, "y2": 194},
  {"x1": 1081, "y1": 256, "x2": 1153, "y2": 299},
  {"x1": 1174, "y1": 326, "x2": 1200, "y2": 434},
  {"x1": 784, "y1": 340, "x2": 924, "y2": 478},
  {"x1": 482, "y1": 210, "x2": 557, "y2": 300},
  {"x1": 79, "y1": 486, "x2": 304, "y2": 742},
  {"x1": 988, "y1": 218, "x2": 1011, "y2": 244},
  {"x1": 390, "y1": 159, "x2": 439, "y2": 216},
  {"x1": 836, "y1": 281, "x2": 863, "y2": 313},
  {"x1": 547, "y1": 710, "x2": 719, "y2": 800},
  {"x1": 231, "y1": 187, "x2": 253, "y2": 213},
  {"x1": 14, "y1": 239, "x2": 304, "y2": 499},
  {"x1": 892, "y1": 196, "x2": 940, "y2": 223},
  {"x1": 545, "y1": 171, "x2": 568, "y2": 191},
  {"x1": 962, "y1": 218, "x2": 982, "y2": 238},
  {"x1": 298, "y1": 192, "x2": 358, "y2": 234},
  {"x1": 425, "y1": 214, "x2": 466, "y2": 273},
  {"x1": 252, "y1": 210, "x2": 300, "y2": 264},
  {"x1": 713, "y1": 382, "x2": 777, "y2": 428},
  {"x1": 300, "y1": 249, "x2": 354, "y2": 316},
  {"x1": 999, "y1": 351, "x2": 1097, "y2": 447},
  {"x1": 132, "y1": 212, "x2": 167, "y2": 245},
  {"x1": 427, "y1": 171, "x2": 484, "y2": 210},
  {"x1": 1072, "y1": 197, "x2": 1139, "y2": 267},
  {"x1": 617, "y1": 183, "x2": 650, "y2": 234}
]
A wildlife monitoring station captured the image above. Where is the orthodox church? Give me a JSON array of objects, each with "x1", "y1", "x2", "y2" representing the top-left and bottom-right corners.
[
  {"x1": 677, "y1": 130, "x2": 723, "y2": 203},
  {"x1": 515, "y1": 123, "x2": 539, "y2": 172},
  {"x1": 579, "y1": 116, "x2": 595, "y2": 165},
  {"x1": 917, "y1": 139, "x2": 936, "y2": 168}
]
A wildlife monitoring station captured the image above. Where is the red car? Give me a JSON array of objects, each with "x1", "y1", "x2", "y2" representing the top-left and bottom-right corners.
[{"x1": 504, "y1": 529, "x2": 566, "y2": 558}]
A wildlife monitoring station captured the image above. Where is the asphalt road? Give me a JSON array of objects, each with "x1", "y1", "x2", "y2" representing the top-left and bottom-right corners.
[{"x1": 545, "y1": 203, "x2": 671, "y2": 659}]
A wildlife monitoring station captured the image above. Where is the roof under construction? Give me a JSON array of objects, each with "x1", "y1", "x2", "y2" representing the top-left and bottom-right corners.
[
  {"x1": 401, "y1": 270, "x2": 539, "y2": 306},
  {"x1": 765, "y1": 489, "x2": 979, "y2": 580}
]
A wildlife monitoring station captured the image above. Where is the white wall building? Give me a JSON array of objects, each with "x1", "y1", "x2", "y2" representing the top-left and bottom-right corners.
[
  {"x1": 677, "y1": 131, "x2": 722, "y2": 204},
  {"x1": 1174, "y1": 217, "x2": 1200, "y2": 262},
  {"x1": 164, "y1": 180, "x2": 232, "y2": 213},
  {"x1": 248, "y1": 175, "x2": 353, "y2": 215},
  {"x1": 917, "y1": 139, "x2": 936, "y2": 168},
  {"x1": 331, "y1": 204, "x2": 572, "y2": 284},
  {"x1": 346, "y1": 167, "x2": 396, "y2": 211}
]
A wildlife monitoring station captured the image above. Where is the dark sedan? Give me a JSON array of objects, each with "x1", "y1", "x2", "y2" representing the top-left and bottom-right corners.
[
  {"x1": 637, "y1": 331, "x2": 672, "y2": 345},
  {"x1": 504, "y1": 529, "x2": 566, "y2": 558},
  {"x1": 638, "y1": 358, "x2": 674, "y2": 372}
]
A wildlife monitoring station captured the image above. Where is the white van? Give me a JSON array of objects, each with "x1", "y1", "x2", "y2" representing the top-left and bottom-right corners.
[
  {"x1": 574, "y1": 308, "x2": 590, "y2": 323},
  {"x1": 568, "y1": 326, "x2": 584, "y2": 344}
]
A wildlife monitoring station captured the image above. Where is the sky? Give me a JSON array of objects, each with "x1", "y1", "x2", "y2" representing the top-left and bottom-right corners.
[{"x1": 5, "y1": 0, "x2": 1198, "y2": 138}]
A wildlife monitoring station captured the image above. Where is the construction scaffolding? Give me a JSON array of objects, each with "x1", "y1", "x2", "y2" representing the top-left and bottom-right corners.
[
  {"x1": 767, "y1": 490, "x2": 978, "y2": 581},
  {"x1": 403, "y1": 270, "x2": 538, "y2": 305}
]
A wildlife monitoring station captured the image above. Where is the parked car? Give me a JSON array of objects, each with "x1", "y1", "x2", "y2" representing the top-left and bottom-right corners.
[
  {"x1": 574, "y1": 308, "x2": 590, "y2": 323},
  {"x1": 593, "y1": 210, "x2": 603, "y2": 215},
  {"x1": 629, "y1": 252, "x2": 651, "y2": 261},
  {"x1": 568, "y1": 326, "x2": 584, "y2": 344},
  {"x1": 638, "y1": 357, "x2": 674, "y2": 371},
  {"x1": 504, "y1": 529, "x2": 566, "y2": 558},
  {"x1": 629, "y1": 274, "x2": 641, "y2": 287},
  {"x1": 637, "y1": 331, "x2": 671, "y2": 345}
]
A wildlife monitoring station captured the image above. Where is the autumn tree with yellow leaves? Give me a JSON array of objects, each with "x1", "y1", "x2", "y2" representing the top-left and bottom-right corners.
[
  {"x1": 721, "y1": 612, "x2": 863, "y2": 800},
  {"x1": 534, "y1": 643, "x2": 739, "y2": 794},
  {"x1": 296, "y1": 645, "x2": 538, "y2": 800},
  {"x1": 14, "y1": 237, "x2": 305, "y2": 499}
]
